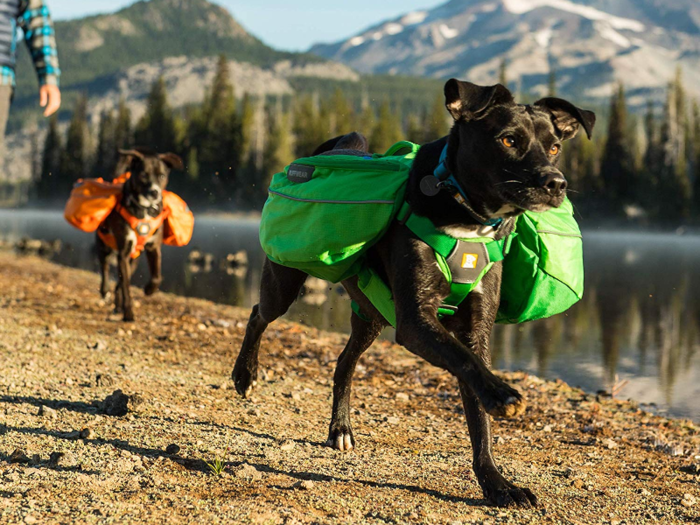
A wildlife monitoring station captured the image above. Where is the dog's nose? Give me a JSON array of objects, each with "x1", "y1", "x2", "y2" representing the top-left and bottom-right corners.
[
  {"x1": 538, "y1": 171, "x2": 567, "y2": 195},
  {"x1": 147, "y1": 188, "x2": 160, "y2": 199}
]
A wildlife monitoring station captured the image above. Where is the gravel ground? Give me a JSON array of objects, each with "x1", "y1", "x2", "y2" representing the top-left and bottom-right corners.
[{"x1": 0, "y1": 250, "x2": 699, "y2": 525}]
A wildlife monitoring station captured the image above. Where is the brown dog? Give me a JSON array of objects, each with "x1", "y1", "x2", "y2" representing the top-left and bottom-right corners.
[{"x1": 96, "y1": 148, "x2": 183, "y2": 321}]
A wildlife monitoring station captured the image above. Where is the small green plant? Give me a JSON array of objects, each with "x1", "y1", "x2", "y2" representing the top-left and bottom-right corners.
[{"x1": 206, "y1": 458, "x2": 226, "y2": 476}]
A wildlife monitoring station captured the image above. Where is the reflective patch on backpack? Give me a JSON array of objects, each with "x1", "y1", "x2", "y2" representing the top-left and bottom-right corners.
[
  {"x1": 287, "y1": 164, "x2": 315, "y2": 183},
  {"x1": 447, "y1": 241, "x2": 489, "y2": 284}
]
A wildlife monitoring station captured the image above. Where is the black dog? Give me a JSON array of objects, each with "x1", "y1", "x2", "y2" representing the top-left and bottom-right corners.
[
  {"x1": 233, "y1": 79, "x2": 595, "y2": 507},
  {"x1": 97, "y1": 148, "x2": 183, "y2": 322}
]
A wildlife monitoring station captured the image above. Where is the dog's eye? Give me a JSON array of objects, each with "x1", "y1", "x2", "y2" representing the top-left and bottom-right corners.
[
  {"x1": 549, "y1": 144, "x2": 561, "y2": 155},
  {"x1": 501, "y1": 137, "x2": 516, "y2": 148}
]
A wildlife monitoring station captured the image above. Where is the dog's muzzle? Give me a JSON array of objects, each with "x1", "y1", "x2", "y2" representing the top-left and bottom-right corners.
[{"x1": 537, "y1": 169, "x2": 567, "y2": 197}]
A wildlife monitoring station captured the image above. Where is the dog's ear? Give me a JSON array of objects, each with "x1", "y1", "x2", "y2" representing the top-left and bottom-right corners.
[
  {"x1": 118, "y1": 149, "x2": 145, "y2": 161},
  {"x1": 117, "y1": 149, "x2": 146, "y2": 173},
  {"x1": 534, "y1": 98, "x2": 596, "y2": 140},
  {"x1": 159, "y1": 152, "x2": 184, "y2": 171},
  {"x1": 444, "y1": 79, "x2": 514, "y2": 121}
]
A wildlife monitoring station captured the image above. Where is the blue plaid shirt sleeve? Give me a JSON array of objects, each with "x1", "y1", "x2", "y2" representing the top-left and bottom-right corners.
[{"x1": 17, "y1": 0, "x2": 60, "y2": 87}]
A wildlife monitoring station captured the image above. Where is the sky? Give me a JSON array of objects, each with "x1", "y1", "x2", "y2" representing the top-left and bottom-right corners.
[{"x1": 50, "y1": 0, "x2": 445, "y2": 51}]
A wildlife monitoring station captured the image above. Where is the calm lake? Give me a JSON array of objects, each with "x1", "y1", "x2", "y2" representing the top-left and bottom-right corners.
[{"x1": 2, "y1": 209, "x2": 700, "y2": 422}]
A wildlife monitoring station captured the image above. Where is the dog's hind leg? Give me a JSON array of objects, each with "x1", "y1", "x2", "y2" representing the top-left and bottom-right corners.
[
  {"x1": 327, "y1": 310, "x2": 384, "y2": 451},
  {"x1": 96, "y1": 234, "x2": 111, "y2": 299},
  {"x1": 232, "y1": 259, "x2": 307, "y2": 398},
  {"x1": 115, "y1": 255, "x2": 139, "y2": 319}
]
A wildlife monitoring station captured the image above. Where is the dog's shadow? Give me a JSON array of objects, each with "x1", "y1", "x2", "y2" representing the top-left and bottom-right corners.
[
  {"x1": 1, "y1": 397, "x2": 487, "y2": 506},
  {"x1": 0, "y1": 394, "x2": 97, "y2": 414}
]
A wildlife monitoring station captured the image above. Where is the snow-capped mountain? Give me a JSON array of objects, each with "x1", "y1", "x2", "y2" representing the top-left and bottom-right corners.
[{"x1": 310, "y1": 0, "x2": 700, "y2": 105}]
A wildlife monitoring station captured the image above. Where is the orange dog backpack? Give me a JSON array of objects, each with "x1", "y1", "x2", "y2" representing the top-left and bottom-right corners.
[
  {"x1": 64, "y1": 174, "x2": 195, "y2": 250},
  {"x1": 64, "y1": 178, "x2": 122, "y2": 233}
]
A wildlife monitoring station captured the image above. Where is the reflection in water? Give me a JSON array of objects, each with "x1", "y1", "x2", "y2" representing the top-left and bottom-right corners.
[{"x1": 2, "y1": 211, "x2": 700, "y2": 421}]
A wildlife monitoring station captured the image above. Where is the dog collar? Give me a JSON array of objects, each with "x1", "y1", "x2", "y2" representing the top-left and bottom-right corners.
[{"x1": 433, "y1": 145, "x2": 503, "y2": 229}]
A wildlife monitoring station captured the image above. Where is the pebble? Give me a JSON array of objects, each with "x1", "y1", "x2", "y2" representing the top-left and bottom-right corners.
[
  {"x1": 49, "y1": 451, "x2": 77, "y2": 468},
  {"x1": 572, "y1": 479, "x2": 584, "y2": 489},
  {"x1": 101, "y1": 390, "x2": 131, "y2": 416},
  {"x1": 294, "y1": 480, "x2": 314, "y2": 490},
  {"x1": 604, "y1": 438, "x2": 618, "y2": 449},
  {"x1": 543, "y1": 424, "x2": 553, "y2": 432},
  {"x1": 681, "y1": 493, "x2": 696, "y2": 507},
  {"x1": 88, "y1": 341, "x2": 106, "y2": 351},
  {"x1": 165, "y1": 444, "x2": 180, "y2": 455},
  {"x1": 80, "y1": 428, "x2": 92, "y2": 439},
  {"x1": 24, "y1": 516, "x2": 38, "y2": 524},
  {"x1": 9, "y1": 449, "x2": 29, "y2": 464},
  {"x1": 235, "y1": 464, "x2": 261, "y2": 481},
  {"x1": 38, "y1": 405, "x2": 57, "y2": 418},
  {"x1": 279, "y1": 440, "x2": 295, "y2": 452},
  {"x1": 395, "y1": 393, "x2": 409, "y2": 401},
  {"x1": 95, "y1": 373, "x2": 115, "y2": 388}
]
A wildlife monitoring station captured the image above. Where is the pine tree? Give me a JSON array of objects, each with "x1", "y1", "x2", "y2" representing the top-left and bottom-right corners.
[
  {"x1": 293, "y1": 94, "x2": 325, "y2": 157},
  {"x1": 357, "y1": 102, "x2": 375, "y2": 144},
  {"x1": 114, "y1": 98, "x2": 132, "y2": 150},
  {"x1": 406, "y1": 113, "x2": 424, "y2": 144},
  {"x1": 94, "y1": 110, "x2": 116, "y2": 177},
  {"x1": 692, "y1": 101, "x2": 700, "y2": 217},
  {"x1": 658, "y1": 78, "x2": 692, "y2": 223},
  {"x1": 134, "y1": 77, "x2": 178, "y2": 154},
  {"x1": 60, "y1": 94, "x2": 90, "y2": 184},
  {"x1": 38, "y1": 115, "x2": 62, "y2": 201},
  {"x1": 262, "y1": 108, "x2": 294, "y2": 203},
  {"x1": 370, "y1": 100, "x2": 402, "y2": 153},
  {"x1": 331, "y1": 88, "x2": 355, "y2": 135},
  {"x1": 236, "y1": 94, "x2": 259, "y2": 206},
  {"x1": 193, "y1": 55, "x2": 240, "y2": 196},
  {"x1": 186, "y1": 147, "x2": 199, "y2": 181},
  {"x1": 424, "y1": 92, "x2": 449, "y2": 143},
  {"x1": 640, "y1": 101, "x2": 662, "y2": 214},
  {"x1": 599, "y1": 84, "x2": 635, "y2": 213}
]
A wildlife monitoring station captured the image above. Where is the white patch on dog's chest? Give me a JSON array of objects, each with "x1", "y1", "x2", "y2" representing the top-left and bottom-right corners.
[{"x1": 488, "y1": 204, "x2": 518, "y2": 218}]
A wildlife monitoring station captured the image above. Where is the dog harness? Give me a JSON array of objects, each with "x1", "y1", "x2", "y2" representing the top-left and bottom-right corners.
[
  {"x1": 98, "y1": 202, "x2": 170, "y2": 259},
  {"x1": 352, "y1": 149, "x2": 512, "y2": 326}
]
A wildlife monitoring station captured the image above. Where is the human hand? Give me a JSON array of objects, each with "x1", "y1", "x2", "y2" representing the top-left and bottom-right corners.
[{"x1": 39, "y1": 84, "x2": 61, "y2": 117}]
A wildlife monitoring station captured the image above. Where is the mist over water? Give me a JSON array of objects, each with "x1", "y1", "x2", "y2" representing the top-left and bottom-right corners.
[{"x1": 2, "y1": 210, "x2": 700, "y2": 421}]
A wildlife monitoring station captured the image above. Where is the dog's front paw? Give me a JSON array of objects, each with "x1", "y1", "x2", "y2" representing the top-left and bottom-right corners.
[
  {"x1": 478, "y1": 374, "x2": 526, "y2": 419},
  {"x1": 326, "y1": 423, "x2": 355, "y2": 451},
  {"x1": 479, "y1": 468, "x2": 538, "y2": 508},
  {"x1": 144, "y1": 281, "x2": 160, "y2": 296},
  {"x1": 488, "y1": 484, "x2": 538, "y2": 508},
  {"x1": 232, "y1": 362, "x2": 257, "y2": 398},
  {"x1": 123, "y1": 309, "x2": 135, "y2": 322}
]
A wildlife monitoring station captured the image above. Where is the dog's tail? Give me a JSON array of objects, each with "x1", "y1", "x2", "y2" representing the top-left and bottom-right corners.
[{"x1": 312, "y1": 132, "x2": 369, "y2": 156}]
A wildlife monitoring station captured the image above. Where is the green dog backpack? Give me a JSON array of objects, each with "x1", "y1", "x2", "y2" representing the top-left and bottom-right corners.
[
  {"x1": 260, "y1": 142, "x2": 420, "y2": 283},
  {"x1": 259, "y1": 140, "x2": 584, "y2": 325},
  {"x1": 496, "y1": 197, "x2": 584, "y2": 324}
]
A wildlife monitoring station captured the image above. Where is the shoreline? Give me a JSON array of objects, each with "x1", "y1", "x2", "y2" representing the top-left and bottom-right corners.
[{"x1": 0, "y1": 252, "x2": 699, "y2": 523}]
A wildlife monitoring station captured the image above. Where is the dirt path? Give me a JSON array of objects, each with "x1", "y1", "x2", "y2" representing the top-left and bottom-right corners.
[{"x1": 0, "y1": 251, "x2": 698, "y2": 524}]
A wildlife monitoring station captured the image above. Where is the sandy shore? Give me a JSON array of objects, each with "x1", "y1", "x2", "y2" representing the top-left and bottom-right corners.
[{"x1": 0, "y1": 251, "x2": 698, "y2": 524}]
